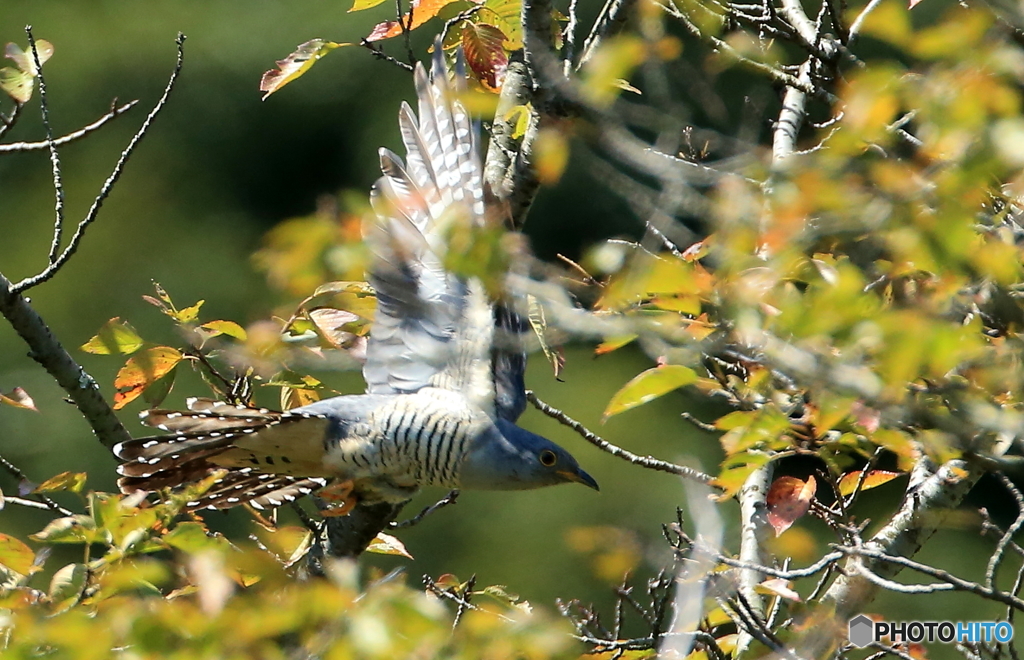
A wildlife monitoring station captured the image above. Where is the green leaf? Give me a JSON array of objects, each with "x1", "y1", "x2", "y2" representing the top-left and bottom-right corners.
[
  {"x1": 260, "y1": 39, "x2": 347, "y2": 100},
  {"x1": 480, "y1": 0, "x2": 523, "y2": 49},
  {"x1": 199, "y1": 320, "x2": 248, "y2": 341},
  {"x1": 81, "y1": 317, "x2": 144, "y2": 355},
  {"x1": 48, "y1": 563, "x2": 88, "y2": 614},
  {"x1": 0, "y1": 67, "x2": 32, "y2": 103},
  {"x1": 33, "y1": 471, "x2": 87, "y2": 495},
  {"x1": 163, "y1": 522, "x2": 232, "y2": 555},
  {"x1": 30, "y1": 515, "x2": 98, "y2": 544},
  {"x1": 0, "y1": 533, "x2": 36, "y2": 576},
  {"x1": 603, "y1": 365, "x2": 697, "y2": 420},
  {"x1": 366, "y1": 532, "x2": 413, "y2": 558}
]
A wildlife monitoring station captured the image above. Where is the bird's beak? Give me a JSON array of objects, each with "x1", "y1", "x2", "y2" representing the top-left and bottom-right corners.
[{"x1": 559, "y1": 468, "x2": 600, "y2": 491}]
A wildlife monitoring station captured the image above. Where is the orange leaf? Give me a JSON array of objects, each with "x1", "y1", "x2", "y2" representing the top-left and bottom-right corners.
[
  {"x1": 461, "y1": 23, "x2": 508, "y2": 90},
  {"x1": 365, "y1": 0, "x2": 462, "y2": 41},
  {"x1": 113, "y1": 346, "x2": 182, "y2": 410},
  {"x1": 766, "y1": 476, "x2": 816, "y2": 536},
  {"x1": 837, "y1": 469, "x2": 902, "y2": 497}
]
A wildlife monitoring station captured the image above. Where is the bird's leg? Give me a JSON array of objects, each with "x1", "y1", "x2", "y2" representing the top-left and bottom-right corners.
[{"x1": 318, "y1": 479, "x2": 358, "y2": 517}]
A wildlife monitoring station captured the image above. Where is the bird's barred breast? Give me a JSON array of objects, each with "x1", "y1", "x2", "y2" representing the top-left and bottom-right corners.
[{"x1": 325, "y1": 388, "x2": 487, "y2": 488}]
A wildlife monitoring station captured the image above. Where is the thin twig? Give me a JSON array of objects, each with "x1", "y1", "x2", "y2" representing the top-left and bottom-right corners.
[
  {"x1": 13, "y1": 33, "x2": 186, "y2": 294},
  {"x1": 0, "y1": 102, "x2": 23, "y2": 139},
  {"x1": 26, "y1": 27, "x2": 66, "y2": 266},
  {"x1": 525, "y1": 391, "x2": 715, "y2": 484},
  {"x1": 985, "y1": 472, "x2": 1024, "y2": 591},
  {"x1": 849, "y1": 0, "x2": 885, "y2": 42},
  {"x1": 0, "y1": 453, "x2": 74, "y2": 516},
  {"x1": 0, "y1": 99, "x2": 138, "y2": 153},
  {"x1": 390, "y1": 489, "x2": 459, "y2": 528},
  {"x1": 836, "y1": 544, "x2": 1024, "y2": 611},
  {"x1": 359, "y1": 39, "x2": 415, "y2": 72},
  {"x1": 681, "y1": 412, "x2": 717, "y2": 433}
]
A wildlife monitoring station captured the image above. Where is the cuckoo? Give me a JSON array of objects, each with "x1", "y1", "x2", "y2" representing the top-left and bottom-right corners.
[{"x1": 113, "y1": 51, "x2": 598, "y2": 514}]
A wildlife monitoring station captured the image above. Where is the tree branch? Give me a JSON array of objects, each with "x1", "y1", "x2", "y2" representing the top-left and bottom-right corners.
[
  {"x1": 0, "y1": 271, "x2": 132, "y2": 450},
  {"x1": 12, "y1": 33, "x2": 185, "y2": 294},
  {"x1": 0, "y1": 99, "x2": 138, "y2": 153},
  {"x1": 734, "y1": 462, "x2": 774, "y2": 657},
  {"x1": 796, "y1": 457, "x2": 985, "y2": 655}
]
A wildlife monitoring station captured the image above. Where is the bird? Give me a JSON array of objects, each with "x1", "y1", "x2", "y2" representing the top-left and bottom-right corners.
[{"x1": 113, "y1": 48, "x2": 598, "y2": 514}]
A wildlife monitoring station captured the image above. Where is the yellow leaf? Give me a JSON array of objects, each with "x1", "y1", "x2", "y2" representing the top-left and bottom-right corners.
[
  {"x1": 199, "y1": 320, "x2": 248, "y2": 341},
  {"x1": 366, "y1": 532, "x2": 413, "y2": 558},
  {"x1": 81, "y1": 317, "x2": 144, "y2": 355},
  {"x1": 837, "y1": 469, "x2": 902, "y2": 497},
  {"x1": 603, "y1": 365, "x2": 697, "y2": 420},
  {"x1": 260, "y1": 39, "x2": 348, "y2": 100},
  {"x1": 0, "y1": 533, "x2": 37, "y2": 576},
  {"x1": 0, "y1": 387, "x2": 37, "y2": 412}
]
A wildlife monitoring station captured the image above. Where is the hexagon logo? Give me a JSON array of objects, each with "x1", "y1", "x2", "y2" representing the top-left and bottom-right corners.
[{"x1": 848, "y1": 614, "x2": 875, "y2": 648}]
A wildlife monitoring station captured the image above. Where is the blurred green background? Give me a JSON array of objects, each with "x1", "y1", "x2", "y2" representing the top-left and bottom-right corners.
[{"x1": 0, "y1": 1, "x2": 1013, "y2": 647}]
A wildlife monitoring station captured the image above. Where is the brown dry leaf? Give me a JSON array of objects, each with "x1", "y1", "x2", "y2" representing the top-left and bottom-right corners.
[{"x1": 765, "y1": 475, "x2": 816, "y2": 536}]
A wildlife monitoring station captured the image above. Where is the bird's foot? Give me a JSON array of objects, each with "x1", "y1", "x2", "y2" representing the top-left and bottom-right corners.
[{"x1": 318, "y1": 479, "x2": 357, "y2": 517}]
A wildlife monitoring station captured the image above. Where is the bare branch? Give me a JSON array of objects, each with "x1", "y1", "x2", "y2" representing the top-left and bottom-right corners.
[
  {"x1": 837, "y1": 544, "x2": 1024, "y2": 611},
  {"x1": 796, "y1": 458, "x2": 986, "y2": 655},
  {"x1": 526, "y1": 390, "x2": 715, "y2": 484},
  {"x1": 0, "y1": 453, "x2": 74, "y2": 516},
  {"x1": 734, "y1": 463, "x2": 774, "y2": 657},
  {"x1": 390, "y1": 489, "x2": 460, "y2": 529},
  {"x1": 25, "y1": 26, "x2": 67, "y2": 266},
  {"x1": 578, "y1": 0, "x2": 637, "y2": 70},
  {"x1": 12, "y1": 33, "x2": 186, "y2": 294},
  {"x1": 986, "y1": 473, "x2": 1024, "y2": 591},
  {"x1": 0, "y1": 272, "x2": 133, "y2": 450},
  {"x1": 0, "y1": 99, "x2": 138, "y2": 153},
  {"x1": 0, "y1": 102, "x2": 23, "y2": 139}
]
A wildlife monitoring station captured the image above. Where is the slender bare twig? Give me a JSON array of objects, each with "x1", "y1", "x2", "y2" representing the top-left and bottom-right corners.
[
  {"x1": 986, "y1": 473, "x2": 1024, "y2": 591},
  {"x1": 25, "y1": 27, "x2": 66, "y2": 266},
  {"x1": 525, "y1": 390, "x2": 715, "y2": 484},
  {"x1": 849, "y1": 0, "x2": 886, "y2": 42},
  {"x1": 837, "y1": 544, "x2": 1024, "y2": 611},
  {"x1": 12, "y1": 33, "x2": 186, "y2": 294},
  {"x1": 390, "y1": 489, "x2": 460, "y2": 529},
  {"x1": 0, "y1": 102, "x2": 23, "y2": 139},
  {"x1": 0, "y1": 99, "x2": 138, "y2": 153},
  {"x1": 359, "y1": 40, "x2": 415, "y2": 71},
  {"x1": 562, "y1": 0, "x2": 581, "y2": 75},
  {"x1": 577, "y1": 0, "x2": 637, "y2": 70},
  {"x1": 0, "y1": 453, "x2": 74, "y2": 516}
]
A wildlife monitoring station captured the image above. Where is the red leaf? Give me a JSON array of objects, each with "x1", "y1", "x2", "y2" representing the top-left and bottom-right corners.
[
  {"x1": 365, "y1": 0, "x2": 462, "y2": 42},
  {"x1": 766, "y1": 476, "x2": 816, "y2": 536},
  {"x1": 461, "y1": 23, "x2": 508, "y2": 90}
]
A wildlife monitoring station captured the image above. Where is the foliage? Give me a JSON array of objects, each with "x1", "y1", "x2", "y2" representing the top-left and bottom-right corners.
[
  {"x1": 0, "y1": 475, "x2": 576, "y2": 659},
  {"x1": 5, "y1": 0, "x2": 1024, "y2": 656}
]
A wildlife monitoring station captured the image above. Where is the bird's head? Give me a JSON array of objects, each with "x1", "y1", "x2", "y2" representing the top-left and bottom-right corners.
[{"x1": 458, "y1": 418, "x2": 599, "y2": 492}]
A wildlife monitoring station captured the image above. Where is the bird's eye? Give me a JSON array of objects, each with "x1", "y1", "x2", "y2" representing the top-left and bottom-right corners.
[{"x1": 539, "y1": 450, "x2": 557, "y2": 467}]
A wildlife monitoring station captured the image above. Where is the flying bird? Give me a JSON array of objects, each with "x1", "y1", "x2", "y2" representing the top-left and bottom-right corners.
[{"x1": 113, "y1": 50, "x2": 598, "y2": 514}]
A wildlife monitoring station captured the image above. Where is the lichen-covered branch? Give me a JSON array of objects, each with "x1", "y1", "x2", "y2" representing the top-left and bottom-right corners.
[{"x1": 0, "y1": 271, "x2": 131, "y2": 450}]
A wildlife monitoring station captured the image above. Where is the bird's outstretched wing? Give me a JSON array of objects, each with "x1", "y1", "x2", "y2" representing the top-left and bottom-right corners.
[{"x1": 363, "y1": 49, "x2": 502, "y2": 413}]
